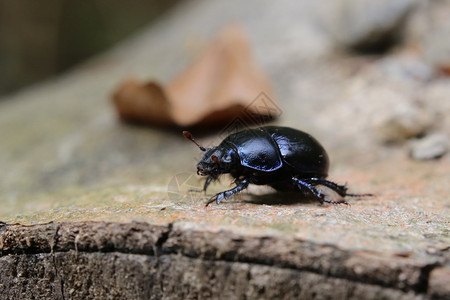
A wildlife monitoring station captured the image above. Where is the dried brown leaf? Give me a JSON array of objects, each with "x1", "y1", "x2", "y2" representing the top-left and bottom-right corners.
[
  {"x1": 112, "y1": 26, "x2": 279, "y2": 128},
  {"x1": 112, "y1": 80, "x2": 172, "y2": 125}
]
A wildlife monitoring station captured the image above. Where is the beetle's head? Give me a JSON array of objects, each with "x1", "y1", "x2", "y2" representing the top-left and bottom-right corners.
[
  {"x1": 196, "y1": 146, "x2": 236, "y2": 177},
  {"x1": 183, "y1": 131, "x2": 237, "y2": 177}
]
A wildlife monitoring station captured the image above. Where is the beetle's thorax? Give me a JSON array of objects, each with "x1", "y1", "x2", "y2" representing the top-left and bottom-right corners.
[{"x1": 196, "y1": 146, "x2": 238, "y2": 177}]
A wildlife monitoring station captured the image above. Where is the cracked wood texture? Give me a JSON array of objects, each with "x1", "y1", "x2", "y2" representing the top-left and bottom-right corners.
[
  {"x1": 0, "y1": 222, "x2": 444, "y2": 299},
  {"x1": 0, "y1": 0, "x2": 449, "y2": 299}
]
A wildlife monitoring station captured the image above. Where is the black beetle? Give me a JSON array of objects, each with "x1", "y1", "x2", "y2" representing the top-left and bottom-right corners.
[{"x1": 184, "y1": 126, "x2": 368, "y2": 206}]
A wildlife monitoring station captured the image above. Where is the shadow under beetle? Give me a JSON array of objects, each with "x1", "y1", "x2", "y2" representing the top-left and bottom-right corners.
[{"x1": 183, "y1": 126, "x2": 370, "y2": 206}]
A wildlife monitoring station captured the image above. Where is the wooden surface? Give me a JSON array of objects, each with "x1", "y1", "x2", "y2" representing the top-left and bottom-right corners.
[
  {"x1": 1, "y1": 221, "x2": 447, "y2": 299},
  {"x1": 0, "y1": 0, "x2": 449, "y2": 299}
]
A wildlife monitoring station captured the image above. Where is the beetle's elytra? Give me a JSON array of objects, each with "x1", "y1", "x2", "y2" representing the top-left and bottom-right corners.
[{"x1": 184, "y1": 126, "x2": 369, "y2": 206}]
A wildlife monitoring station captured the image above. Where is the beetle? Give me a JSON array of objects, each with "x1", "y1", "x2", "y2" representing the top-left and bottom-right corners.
[{"x1": 183, "y1": 126, "x2": 369, "y2": 206}]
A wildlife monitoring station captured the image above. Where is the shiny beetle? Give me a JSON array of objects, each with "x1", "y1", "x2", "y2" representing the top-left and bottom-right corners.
[{"x1": 184, "y1": 126, "x2": 368, "y2": 206}]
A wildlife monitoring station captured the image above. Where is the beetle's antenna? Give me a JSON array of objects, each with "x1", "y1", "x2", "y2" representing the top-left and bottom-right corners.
[{"x1": 183, "y1": 131, "x2": 206, "y2": 151}]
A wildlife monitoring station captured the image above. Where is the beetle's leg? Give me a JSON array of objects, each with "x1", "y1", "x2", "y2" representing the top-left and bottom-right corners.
[
  {"x1": 292, "y1": 177, "x2": 326, "y2": 203},
  {"x1": 305, "y1": 178, "x2": 348, "y2": 197},
  {"x1": 306, "y1": 178, "x2": 373, "y2": 198},
  {"x1": 203, "y1": 176, "x2": 213, "y2": 192},
  {"x1": 188, "y1": 175, "x2": 214, "y2": 194},
  {"x1": 292, "y1": 177, "x2": 348, "y2": 205},
  {"x1": 205, "y1": 179, "x2": 249, "y2": 207}
]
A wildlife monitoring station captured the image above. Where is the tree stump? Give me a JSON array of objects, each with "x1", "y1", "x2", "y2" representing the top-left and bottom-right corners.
[{"x1": 0, "y1": 0, "x2": 449, "y2": 299}]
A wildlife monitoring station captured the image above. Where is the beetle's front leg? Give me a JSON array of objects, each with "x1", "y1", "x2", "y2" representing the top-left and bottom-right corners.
[
  {"x1": 189, "y1": 175, "x2": 214, "y2": 194},
  {"x1": 203, "y1": 176, "x2": 213, "y2": 192},
  {"x1": 205, "y1": 179, "x2": 249, "y2": 207}
]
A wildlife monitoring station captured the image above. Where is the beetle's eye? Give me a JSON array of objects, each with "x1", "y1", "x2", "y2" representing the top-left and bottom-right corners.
[{"x1": 211, "y1": 155, "x2": 219, "y2": 163}]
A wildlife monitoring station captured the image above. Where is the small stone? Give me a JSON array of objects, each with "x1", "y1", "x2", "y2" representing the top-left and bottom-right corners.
[
  {"x1": 375, "y1": 55, "x2": 435, "y2": 83},
  {"x1": 409, "y1": 133, "x2": 449, "y2": 160},
  {"x1": 372, "y1": 96, "x2": 433, "y2": 143}
]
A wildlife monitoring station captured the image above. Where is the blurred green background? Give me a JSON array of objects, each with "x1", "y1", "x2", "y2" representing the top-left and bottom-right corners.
[{"x1": 0, "y1": 0, "x2": 179, "y2": 97}]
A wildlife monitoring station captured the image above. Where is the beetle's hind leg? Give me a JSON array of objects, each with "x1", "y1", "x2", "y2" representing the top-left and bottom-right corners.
[
  {"x1": 206, "y1": 179, "x2": 249, "y2": 207},
  {"x1": 292, "y1": 177, "x2": 348, "y2": 205},
  {"x1": 305, "y1": 178, "x2": 348, "y2": 197},
  {"x1": 305, "y1": 178, "x2": 373, "y2": 199}
]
